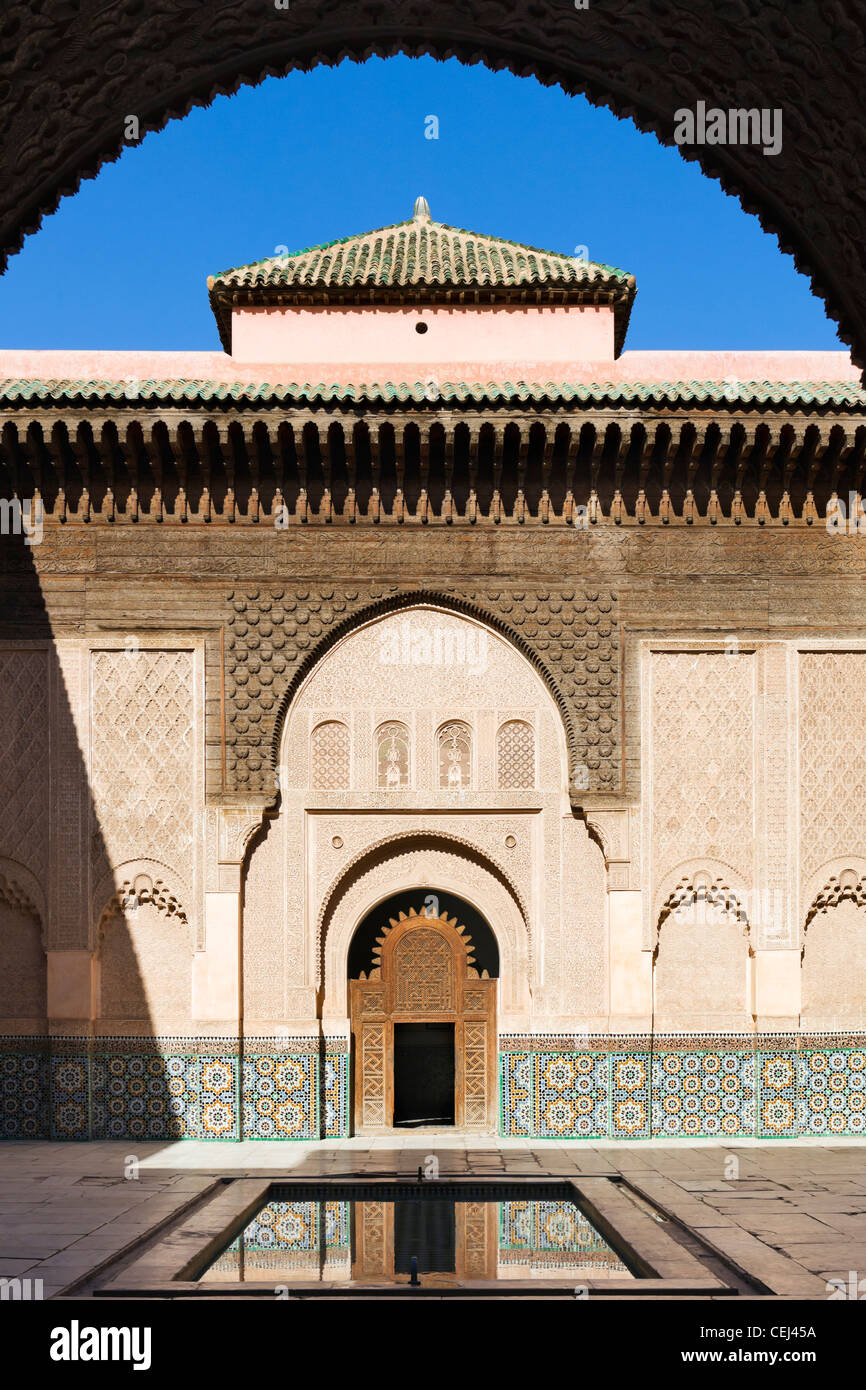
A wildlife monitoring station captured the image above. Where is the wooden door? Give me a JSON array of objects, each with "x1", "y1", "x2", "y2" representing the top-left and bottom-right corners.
[{"x1": 350, "y1": 908, "x2": 496, "y2": 1133}]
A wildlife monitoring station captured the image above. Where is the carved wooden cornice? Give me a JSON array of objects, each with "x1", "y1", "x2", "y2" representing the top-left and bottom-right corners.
[{"x1": 2, "y1": 411, "x2": 864, "y2": 522}]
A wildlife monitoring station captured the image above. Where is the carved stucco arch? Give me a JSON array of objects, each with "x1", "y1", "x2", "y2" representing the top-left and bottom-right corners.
[
  {"x1": 272, "y1": 590, "x2": 574, "y2": 785},
  {"x1": 91, "y1": 857, "x2": 190, "y2": 950},
  {"x1": 0, "y1": 855, "x2": 45, "y2": 934},
  {"x1": 803, "y1": 857, "x2": 866, "y2": 948},
  {"x1": 318, "y1": 834, "x2": 532, "y2": 1019},
  {"x1": 2, "y1": 7, "x2": 865, "y2": 367},
  {"x1": 650, "y1": 858, "x2": 750, "y2": 953}
]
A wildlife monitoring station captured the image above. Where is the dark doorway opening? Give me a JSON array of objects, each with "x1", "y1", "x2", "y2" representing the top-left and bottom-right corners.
[
  {"x1": 394, "y1": 1198, "x2": 456, "y2": 1273},
  {"x1": 393, "y1": 1022, "x2": 455, "y2": 1126}
]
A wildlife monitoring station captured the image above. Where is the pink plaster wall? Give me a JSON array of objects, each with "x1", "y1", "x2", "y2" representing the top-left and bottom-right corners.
[
  {"x1": 230, "y1": 304, "x2": 616, "y2": 365},
  {"x1": 0, "y1": 347, "x2": 859, "y2": 386}
]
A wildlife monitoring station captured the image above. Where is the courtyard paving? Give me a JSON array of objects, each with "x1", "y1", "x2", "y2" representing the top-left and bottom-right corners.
[{"x1": 1, "y1": 1137, "x2": 865, "y2": 1298}]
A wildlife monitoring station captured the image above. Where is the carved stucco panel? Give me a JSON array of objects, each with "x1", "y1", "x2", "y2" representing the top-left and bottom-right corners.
[
  {"x1": 88, "y1": 646, "x2": 201, "y2": 940},
  {"x1": 560, "y1": 816, "x2": 607, "y2": 1019},
  {"x1": 0, "y1": 646, "x2": 49, "y2": 919},
  {"x1": 799, "y1": 650, "x2": 866, "y2": 892},
  {"x1": 643, "y1": 646, "x2": 756, "y2": 944},
  {"x1": 318, "y1": 843, "x2": 532, "y2": 1022},
  {"x1": 755, "y1": 643, "x2": 797, "y2": 949},
  {"x1": 48, "y1": 642, "x2": 89, "y2": 949},
  {"x1": 311, "y1": 813, "x2": 536, "y2": 949},
  {"x1": 242, "y1": 817, "x2": 286, "y2": 1023},
  {"x1": 225, "y1": 585, "x2": 619, "y2": 795}
]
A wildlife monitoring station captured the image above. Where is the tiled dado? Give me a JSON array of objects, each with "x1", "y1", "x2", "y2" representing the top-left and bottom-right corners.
[
  {"x1": 499, "y1": 1034, "x2": 866, "y2": 1139},
  {"x1": 0, "y1": 1037, "x2": 349, "y2": 1141},
  {"x1": 4, "y1": 1034, "x2": 866, "y2": 1140}
]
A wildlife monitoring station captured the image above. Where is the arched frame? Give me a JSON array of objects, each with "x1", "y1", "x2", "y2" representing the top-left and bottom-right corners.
[
  {"x1": 2, "y1": 7, "x2": 865, "y2": 367},
  {"x1": 278, "y1": 599, "x2": 571, "y2": 798},
  {"x1": 350, "y1": 907, "x2": 497, "y2": 1132},
  {"x1": 318, "y1": 837, "x2": 532, "y2": 1022}
]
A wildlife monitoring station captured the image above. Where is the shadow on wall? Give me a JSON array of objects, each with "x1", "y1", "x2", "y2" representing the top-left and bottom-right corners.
[{"x1": 0, "y1": 507, "x2": 186, "y2": 1144}]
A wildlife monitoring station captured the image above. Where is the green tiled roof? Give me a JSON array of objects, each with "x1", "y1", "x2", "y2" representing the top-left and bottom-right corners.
[
  {"x1": 2, "y1": 379, "x2": 865, "y2": 409},
  {"x1": 206, "y1": 200, "x2": 636, "y2": 352}
]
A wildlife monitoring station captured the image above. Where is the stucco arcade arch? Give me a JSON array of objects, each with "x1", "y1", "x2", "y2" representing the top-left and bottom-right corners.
[
  {"x1": 2, "y1": 6, "x2": 864, "y2": 365},
  {"x1": 318, "y1": 836, "x2": 532, "y2": 1021}
]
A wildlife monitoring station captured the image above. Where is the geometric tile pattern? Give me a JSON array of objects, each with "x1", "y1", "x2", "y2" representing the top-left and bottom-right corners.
[
  {"x1": 500, "y1": 1051, "x2": 532, "y2": 1137},
  {"x1": 651, "y1": 1050, "x2": 756, "y2": 1139},
  {"x1": 91, "y1": 1049, "x2": 239, "y2": 1141},
  {"x1": 534, "y1": 1053, "x2": 607, "y2": 1138},
  {"x1": 242, "y1": 1055, "x2": 315, "y2": 1140},
  {"x1": 92, "y1": 1053, "x2": 200, "y2": 1141},
  {"x1": 50, "y1": 1055, "x2": 89, "y2": 1141},
  {"x1": 610, "y1": 1050, "x2": 651, "y2": 1139},
  {"x1": 234, "y1": 1200, "x2": 350, "y2": 1251},
  {"x1": 500, "y1": 1035, "x2": 866, "y2": 1139},
  {"x1": 757, "y1": 1044, "x2": 798, "y2": 1139},
  {"x1": 0, "y1": 1049, "x2": 49, "y2": 1139},
  {"x1": 799, "y1": 1048, "x2": 866, "y2": 1137},
  {"x1": 6, "y1": 1033, "x2": 866, "y2": 1141},
  {"x1": 0, "y1": 1037, "x2": 350, "y2": 1142},
  {"x1": 322, "y1": 1054, "x2": 349, "y2": 1139},
  {"x1": 499, "y1": 1199, "x2": 630, "y2": 1274}
]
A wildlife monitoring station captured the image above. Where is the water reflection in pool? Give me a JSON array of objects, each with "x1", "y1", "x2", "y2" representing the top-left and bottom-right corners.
[{"x1": 200, "y1": 1183, "x2": 634, "y2": 1285}]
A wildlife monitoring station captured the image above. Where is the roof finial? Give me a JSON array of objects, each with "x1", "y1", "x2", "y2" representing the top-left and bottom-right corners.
[{"x1": 413, "y1": 195, "x2": 431, "y2": 222}]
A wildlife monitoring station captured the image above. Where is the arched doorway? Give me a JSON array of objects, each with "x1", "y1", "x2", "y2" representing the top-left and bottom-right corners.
[{"x1": 349, "y1": 901, "x2": 497, "y2": 1134}]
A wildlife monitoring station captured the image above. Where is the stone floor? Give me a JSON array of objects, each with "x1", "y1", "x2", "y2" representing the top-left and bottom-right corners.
[{"x1": 2, "y1": 1136, "x2": 866, "y2": 1298}]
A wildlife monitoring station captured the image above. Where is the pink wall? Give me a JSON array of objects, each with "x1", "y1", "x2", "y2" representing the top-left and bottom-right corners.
[
  {"x1": 0, "y1": 347, "x2": 858, "y2": 387},
  {"x1": 230, "y1": 304, "x2": 616, "y2": 365}
]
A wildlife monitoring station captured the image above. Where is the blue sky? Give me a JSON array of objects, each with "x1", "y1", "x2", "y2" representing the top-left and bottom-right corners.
[{"x1": 0, "y1": 55, "x2": 844, "y2": 353}]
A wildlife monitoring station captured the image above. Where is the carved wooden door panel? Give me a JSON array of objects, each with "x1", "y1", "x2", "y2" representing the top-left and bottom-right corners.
[
  {"x1": 350, "y1": 908, "x2": 497, "y2": 1133},
  {"x1": 352, "y1": 1201, "x2": 393, "y2": 1280}
]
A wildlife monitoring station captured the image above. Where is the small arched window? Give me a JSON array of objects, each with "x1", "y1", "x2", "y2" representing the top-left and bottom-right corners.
[
  {"x1": 311, "y1": 720, "x2": 350, "y2": 790},
  {"x1": 438, "y1": 721, "x2": 472, "y2": 790},
  {"x1": 376, "y1": 721, "x2": 410, "y2": 789},
  {"x1": 496, "y1": 720, "x2": 535, "y2": 789}
]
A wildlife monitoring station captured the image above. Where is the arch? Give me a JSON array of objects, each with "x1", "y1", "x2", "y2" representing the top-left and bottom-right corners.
[
  {"x1": 436, "y1": 719, "x2": 473, "y2": 790},
  {"x1": 653, "y1": 869, "x2": 753, "y2": 1031},
  {"x1": 496, "y1": 719, "x2": 535, "y2": 790},
  {"x1": 92, "y1": 857, "x2": 190, "y2": 946},
  {"x1": 0, "y1": 856, "x2": 45, "y2": 930},
  {"x1": 349, "y1": 905, "x2": 497, "y2": 1131},
  {"x1": 802, "y1": 857, "x2": 866, "y2": 939},
  {"x1": 349, "y1": 888, "x2": 500, "y2": 980},
  {"x1": 1, "y1": 15, "x2": 864, "y2": 367},
  {"x1": 272, "y1": 591, "x2": 574, "y2": 784},
  {"x1": 655, "y1": 870, "x2": 750, "y2": 940},
  {"x1": 804, "y1": 865, "x2": 866, "y2": 930},
  {"x1": 650, "y1": 858, "x2": 749, "y2": 951},
  {"x1": 94, "y1": 859, "x2": 193, "y2": 1027},
  {"x1": 317, "y1": 832, "x2": 532, "y2": 1020},
  {"x1": 0, "y1": 857, "x2": 46, "y2": 1023},
  {"x1": 374, "y1": 719, "x2": 410, "y2": 790},
  {"x1": 801, "y1": 869, "x2": 866, "y2": 1029},
  {"x1": 310, "y1": 719, "x2": 350, "y2": 790}
]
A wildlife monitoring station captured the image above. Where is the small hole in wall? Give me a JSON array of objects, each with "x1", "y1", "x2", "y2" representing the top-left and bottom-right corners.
[{"x1": 415, "y1": 321, "x2": 428, "y2": 334}]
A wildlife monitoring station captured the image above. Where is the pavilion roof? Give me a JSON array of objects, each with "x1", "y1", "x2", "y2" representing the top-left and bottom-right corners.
[{"x1": 206, "y1": 199, "x2": 637, "y2": 354}]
